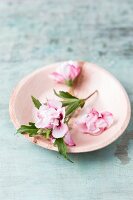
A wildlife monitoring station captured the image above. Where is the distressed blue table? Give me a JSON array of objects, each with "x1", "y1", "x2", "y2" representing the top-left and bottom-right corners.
[{"x1": 0, "y1": 1, "x2": 133, "y2": 200}]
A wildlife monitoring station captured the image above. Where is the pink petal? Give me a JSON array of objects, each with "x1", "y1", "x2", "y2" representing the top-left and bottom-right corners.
[
  {"x1": 38, "y1": 104, "x2": 48, "y2": 113},
  {"x1": 76, "y1": 116, "x2": 88, "y2": 132},
  {"x1": 86, "y1": 113, "x2": 98, "y2": 124},
  {"x1": 69, "y1": 65, "x2": 81, "y2": 80},
  {"x1": 52, "y1": 119, "x2": 60, "y2": 127},
  {"x1": 47, "y1": 99, "x2": 62, "y2": 109},
  {"x1": 50, "y1": 136, "x2": 56, "y2": 144},
  {"x1": 77, "y1": 122, "x2": 88, "y2": 132},
  {"x1": 91, "y1": 108, "x2": 99, "y2": 115},
  {"x1": 96, "y1": 118, "x2": 108, "y2": 129},
  {"x1": 35, "y1": 118, "x2": 51, "y2": 129},
  {"x1": 62, "y1": 65, "x2": 71, "y2": 80},
  {"x1": 58, "y1": 61, "x2": 81, "y2": 81},
  {"x1": 102, "y1": 112, "x2": 113, "y2": 127},
  {"x1": 86, "y1": 121, "x2": 101, "y2": 135},
  {"x1": 49, "y1": 72, "x2": 65, "y2": 83},
  {"x1": 60, "y1": 107, "x2": 65, "y2": 121},
  {"x1": 64, "y1": 132, "x2": 75, "y2": 146},
  {"x1": 52, "y1": 123, "x2": 68, "y2": 138},
  {"x1": 87, "y1": 128, "x2": 103, "y2": 136}
]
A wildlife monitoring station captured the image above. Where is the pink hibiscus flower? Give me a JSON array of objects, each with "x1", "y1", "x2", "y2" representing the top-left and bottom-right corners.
[
  {"x1": 76, "y1": 109, "x2": 113, "y2": 135},
  {"x1": 49, "y1": 61, "x2": 81, "y2": 86},
  {"x1": 35, "y1": 99, "x2": 75, "y2": 145}
]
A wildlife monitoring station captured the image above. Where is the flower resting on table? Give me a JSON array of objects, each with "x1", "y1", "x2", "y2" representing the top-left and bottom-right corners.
[{"x1": 49, "y1": 61, "x2": 81, "y2": 87}]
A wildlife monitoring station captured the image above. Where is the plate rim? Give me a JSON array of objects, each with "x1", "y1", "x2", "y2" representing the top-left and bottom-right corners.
[{"x1": 9, "y1": 61, "x2": 131, "y2": 153}]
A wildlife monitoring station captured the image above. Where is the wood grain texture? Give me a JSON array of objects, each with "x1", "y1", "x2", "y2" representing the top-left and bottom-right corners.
[{"x1": 0, "y1": 0, "x2": 133, "y2": 200}]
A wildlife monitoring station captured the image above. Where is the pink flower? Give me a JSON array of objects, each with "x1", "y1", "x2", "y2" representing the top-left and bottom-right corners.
[
  {"x1": 35, "y1": 99, "x2": 75, "y2": 146},
  {"x1": 35, "y1": 99, "x2": 67, "y2": 138},
  {"x1": 52, "y1": 123, "x2": 68, "y2": 138},
  {"x1": 49, "y1": 61, "x2": 81, "y2": 86},
  {"x1": 64, "y1": 132, "x2": 75, "y2": 146},
  {"x1": 35, "y1": 100, "x2": 64, "y2": 130},
  {"x1": 50, "y1": 131, "x2": 75, "y2": 147},
  {"x1": 76, "y1": 109, "x2": 113, "y2": 135}
]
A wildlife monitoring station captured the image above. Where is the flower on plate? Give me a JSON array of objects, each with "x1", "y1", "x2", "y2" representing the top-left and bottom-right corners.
[
  {"x1": 76, "y1": 108, "x2": 113, "y2": 135},
  {"x1": 49, "y1": 61, "x2": 81, "y2": 86},
  {"x1": 35, "y1": 99, "x2": 75, "y2": 145},
  {"x1": 50, "y1": 131, "x2": 75, "y2": 147},
  {"x1": 64, "y1": 132, "x2": 75, "y2": 146},
  {"x1": 17, "y1": 91, "x2": 101, "y2": 161}
]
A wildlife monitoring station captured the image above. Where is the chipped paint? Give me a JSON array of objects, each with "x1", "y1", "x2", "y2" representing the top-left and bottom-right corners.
[{"x1": 115, "y1": 131, "x2": 133, "y2": 164}]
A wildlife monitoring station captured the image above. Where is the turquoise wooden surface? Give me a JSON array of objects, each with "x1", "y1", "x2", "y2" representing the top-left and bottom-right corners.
[{"x1": 0, "y1": 1, "x2": 133, "y2": 199}]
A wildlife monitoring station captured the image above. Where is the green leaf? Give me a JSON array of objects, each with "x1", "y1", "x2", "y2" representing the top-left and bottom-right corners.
[
  {"x1": 31, "y1": 96, "x2": 42, "y2": 109},
  {"x1": 59, "y1": 91, "x2": 78, "y2": 99},
  {"x1": 29, "y1": 132, "x2": 38, "y2": 137},
  {"x1": 17, "y1": 123, "x2": 38, "y2": 137},
  {"x1": 54, "y1": 90, "x2": 78, "y2": 100},
  {"x1": 36, "y1": 128, "x2": 51, "y2": 139},
  {"x1": 29, "y1": 122, "x2": 35, "y2": 126},
  {"x1": 42, "y1": 129, "x2": 51, "y2": 139},
  {"x1": 54, "y1": 138, "x2": 73, "y2": 162},
  {"x1": 45, "y1": 129, "x2": 51, "y2": 139},
  {"x1": 61, "y1": 101, "x2": 70, "y2": 107},
  {"x1": 61, "y1": 99, "x2": 79, "y2": 107},
  {"x1": 65, "y1": 101, "x2": 80, "y2": 116}
]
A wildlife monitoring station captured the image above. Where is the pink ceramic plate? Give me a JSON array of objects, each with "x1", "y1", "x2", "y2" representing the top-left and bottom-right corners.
[{"x1": 9, "y1": 62, "x2": 131, "y2": 153}]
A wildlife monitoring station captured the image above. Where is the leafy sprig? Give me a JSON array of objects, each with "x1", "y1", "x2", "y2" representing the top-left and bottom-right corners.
[
  {"x1": 54, "y1": 90, "x2": 85, "y2": 118},
  {"x1": 17, "y1": 122, "x2": 38, "y2": 137},
  {"x1": 54, "y1": 90, "x2": 98, "y2": 124},
  {"x1": 54, "y1": 138, "x2": 73, "y2": 162}
]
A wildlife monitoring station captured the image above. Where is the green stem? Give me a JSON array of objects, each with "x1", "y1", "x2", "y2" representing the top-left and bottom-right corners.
[{"x1": 84, "y1": 90, "x2": 98, "y2": 101}]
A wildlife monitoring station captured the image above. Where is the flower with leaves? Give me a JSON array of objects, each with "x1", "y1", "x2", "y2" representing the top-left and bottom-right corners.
[
  {"x1": 17, "y1": 89, "x2": 97, "y2": 161},
  {"x1": 54, "y1": 89, "x2": 98, "y2": 123},
  {"x1": 17, "y1": 96, "x2": 75, "y2": 162},
  {"x1": 49, "y1": 61, "x2": 81, "y2": 87},
  {"x1": 34, "y1": 98, "x2": 75, "y2": 146}
]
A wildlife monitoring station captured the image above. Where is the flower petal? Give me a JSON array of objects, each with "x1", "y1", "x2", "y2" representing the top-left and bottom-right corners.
[
  {"x1": 77, "y1": 122, "x2": 88, "y2": 132},
  {"x1": 50, "y1": 136, "x2": 56, "y2": 144},
  {"x1": 34, "y1": 101, "x2": 64, "y2": 129},
  {"x1": 86, "y1": 121, "x2": 100, "y2": 134},
  {"x1": 96, "y1": 118, "x2": 108, "y2": 129},
  {"x1": 87, "y1": 128, "x2": 103, "y2": 136},
  {"x1": 35, "y1": 118, "x2": 51, "y2": 129},
  {"x1": 49, "y1": 72, "x2": 65, "y2": 83},
  {"x1": 76, "y1": 115, "x2": 88, "y2": 132},
  {"x1": 52, "y1": 123, "x2": 68, "y2": 138},
  {"x1": 64, "y1": 132, "x2": 75, "y2": 146},
  {"x1": 52, "y1": 61, "x2": 81, "y2": 83},
  {"x1": 69, "y1": 65, "x2": 81, "y2": 80},
  {"x1": 47, "y1": 99, "x2": 62, "y2": 109},
  {"x1": 102, "y1": 112, "x2": 113, "y2": 127}
]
